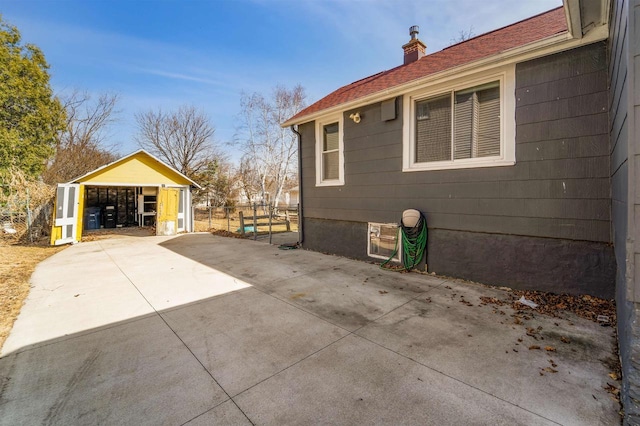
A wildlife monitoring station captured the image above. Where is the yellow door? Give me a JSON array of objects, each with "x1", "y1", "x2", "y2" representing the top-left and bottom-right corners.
[{"x1": 157, "y1": 188, "x2": 179, "y2": 235}]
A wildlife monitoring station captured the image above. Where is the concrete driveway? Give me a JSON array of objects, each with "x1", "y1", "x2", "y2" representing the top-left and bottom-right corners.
[{"x1": 0, "y1": 233, "x2": 620, "y2": 425}]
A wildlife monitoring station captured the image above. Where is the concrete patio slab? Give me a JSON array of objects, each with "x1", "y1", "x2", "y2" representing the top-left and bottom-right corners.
[
  {"x1": 356, "y1": 280, "x2": 619, "y2": 426},
  {"x1": 1, "y1": 243, "x2": 153, "y2": 355},
  {"x1": 159, "y1": 233, "x2": 352, "y2": 289},
  {"x1": 234, "y1": 334, "x2": 556, "y2": 425},
  {"x1": 0, "y1": 233, "x2": 621, "y2": 425},
  {"x1": 97, "y1": 237, "x2": 250, "y2": 311},
  {"x1": 259, "y1": 266, "x2": 445, "y2": 331},
  {"x1": 161, "y1": 287, "x2": 348, "y2": 396},
  {"x1": 184, "y1": 400, "x2": 253, "y2": 425},
  {"x1": 0, "y1": 314, "x2": 227, "y2": 426}
]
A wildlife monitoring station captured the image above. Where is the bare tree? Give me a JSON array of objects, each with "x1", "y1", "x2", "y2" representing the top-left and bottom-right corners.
[
  {"x1": 450, "y1": 26, "x2": 475, "y2": 45},
  {"x1": 135, "y1": 105, "x2": 218, "y2": 179},
  {"x1": 236, "y1": 85, "x2": 306, "y2": 210},
  {"x1": 237, "y1": 154, "x2": 261, "y2": 204},
  {"x1": 43, "y1": 90, "x2": 120, "y2": 184}
]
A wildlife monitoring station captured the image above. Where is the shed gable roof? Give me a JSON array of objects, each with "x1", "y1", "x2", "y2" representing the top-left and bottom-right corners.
[
  {"x1": 284, "y1": 7, "x2": 567, "y2": 126},
  {"x1": 68, "y1": 149, "x2": 201, "y2": 188}
]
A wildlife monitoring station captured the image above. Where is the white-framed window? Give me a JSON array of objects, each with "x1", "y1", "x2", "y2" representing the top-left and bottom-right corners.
[
  {"x1": 368, "y1": 223, "x2": 401, "y2": 262},
  {"x1": 315, "y1": 114, "x2": 344, "y2": 186},
  {"x1": 402, "y1": 66, "x2": 516, "y2": 172}
]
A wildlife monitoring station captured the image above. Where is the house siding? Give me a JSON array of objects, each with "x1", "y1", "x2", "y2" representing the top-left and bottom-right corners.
[
  {"x1": 609, "y1": 0, "x2": 640, "y2": 422},
  {"x1": 300, "y1": 41, "x2": 615, "y2": 298}
]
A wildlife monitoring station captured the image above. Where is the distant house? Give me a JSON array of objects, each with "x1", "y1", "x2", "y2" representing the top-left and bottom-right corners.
[
  {"x1": 284, "y1": 0, "x2": 640, "y2": 419},
  {"x1": 50, "y1": 150, "x2": 200, "y2": 245},
  {"x1": 235, "y1": 185, "x2": 299, "y2": 208},
  {"x1": 285, "y1": 186, "x2": 299, "y2": 208}
]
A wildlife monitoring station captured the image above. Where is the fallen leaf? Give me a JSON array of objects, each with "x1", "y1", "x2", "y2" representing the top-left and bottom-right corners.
[
  {"x1": 605, "y1": 383, "x2": 620, "y2": 396},
  {"x1": 379, "y1": 290, "x2": 388, "y2": 295},
  {"x1": 609, "y1": 372, "x2": 618, "y2": 380},
  {"x1": 480, "y1": 296, "x2": 505, "y2": 306},
  {"x1": 529, "y1": 345, "x2": 541, "y2": 350},
  {"x1": 544, "y1": 346, "x2": 556, "y2": 352},
  {"x1": 542, "y1": 367, "x2": 558, "y2": 373},
  {"x1": 74, "y1": 294, "x2": 80, "y2": 297},
  {"x1": 560, "y1": 336, "x2": 570, "y2": 344}
]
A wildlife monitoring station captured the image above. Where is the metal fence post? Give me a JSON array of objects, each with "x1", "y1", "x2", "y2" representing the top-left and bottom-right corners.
[
  {"x1": 26, "y1": 189, "x2": 33, "y2": 243},
  {"x1": 253, "y1": 203, "x2": 258, "y2": 240},
  {"x1": 268, "y1": 203, "x2": 273, "y2": 245},
  {"x1": 208, "y1": 205, "x2": 212, "y2": 230}
]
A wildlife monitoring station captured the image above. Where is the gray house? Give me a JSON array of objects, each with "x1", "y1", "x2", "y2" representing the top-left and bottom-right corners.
[{"x1": 284, "y1": 0, "x2": 640, "y2": 420}]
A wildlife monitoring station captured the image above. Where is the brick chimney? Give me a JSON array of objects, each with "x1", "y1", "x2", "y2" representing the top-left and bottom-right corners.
[{"x1": 402, "y1": 25, "x2": 426, "y2": 65}]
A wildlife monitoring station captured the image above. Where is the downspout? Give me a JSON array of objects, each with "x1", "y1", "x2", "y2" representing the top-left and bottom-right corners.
[{"x1": 291, "y1": 125, "x2": 304, "y2": 244}]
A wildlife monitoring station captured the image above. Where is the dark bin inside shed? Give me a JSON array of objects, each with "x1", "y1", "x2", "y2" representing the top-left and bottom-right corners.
[
  {"x1": 84, "y1": 207, "x2": 101, "y2": 230},
  {"x1": 104, "y1": 206, "x2": 117, "y2": 228}
]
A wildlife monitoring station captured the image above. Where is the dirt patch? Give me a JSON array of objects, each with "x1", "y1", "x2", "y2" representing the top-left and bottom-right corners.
[
  {"x1": 0, "y1": 243, "x2": 65, "y2": 350},
  {"x1": 81, "y1": 227, "x2": 156, "y2": 242},
  {"x1": 210, "y1": 229, "x2": 250, "y2": 239}
]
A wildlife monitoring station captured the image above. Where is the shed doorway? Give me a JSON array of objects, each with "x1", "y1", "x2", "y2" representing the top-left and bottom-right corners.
[{"x1": 83, "y1": 186, "x2": 151, "y2": 230}]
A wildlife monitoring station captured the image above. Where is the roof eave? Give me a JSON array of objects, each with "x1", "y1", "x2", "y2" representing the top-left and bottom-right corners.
[{"x1": 282, "y1": 25, "x2": 608, "y2": 128}]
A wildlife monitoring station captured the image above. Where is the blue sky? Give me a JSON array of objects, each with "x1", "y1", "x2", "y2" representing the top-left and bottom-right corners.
[{"x1": 1, "y1": 0, "x2": 562, "y2": 160}]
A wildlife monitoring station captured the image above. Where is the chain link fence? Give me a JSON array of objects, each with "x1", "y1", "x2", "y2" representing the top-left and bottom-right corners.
[
  {"x1": 194, "y1": 203, "x2": 299, "y2": 235},
  {"x1": 0, "y1": 192, "x2": 53, "y2": 244}
]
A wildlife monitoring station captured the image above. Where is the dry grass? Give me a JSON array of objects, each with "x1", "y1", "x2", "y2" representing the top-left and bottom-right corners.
[
  {"x1": 0, "y1": 243, "x2": 64, "y2": 350},
  {"x1": 81, "y1": 227, "x2": 156, "y2": 242},
  {"x1": 195, "y1": 219, "x2": 294, "y2": 233},
  {"x1": 194, "y1": 216, "x2": 298, "y2": 233},
  {"x1": 194, "y1": 209, "x2": 298, "y2": 234}
]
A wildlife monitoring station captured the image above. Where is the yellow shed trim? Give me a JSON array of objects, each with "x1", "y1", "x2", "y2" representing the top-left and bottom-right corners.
[
  {"x1": 76, "y1": 185, "x2": 85, "y2": 237},
  {"x1": 49, "y1": 207, "x2": 61, "y2": 246},
  {"x1": 78, "y1": 152, "x2": 192, "y2": 186}
]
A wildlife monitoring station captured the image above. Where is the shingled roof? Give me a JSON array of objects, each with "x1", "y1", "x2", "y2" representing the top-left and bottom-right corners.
[{"x1": 285, "y1": 7, "x2": 567, "y2": 125}]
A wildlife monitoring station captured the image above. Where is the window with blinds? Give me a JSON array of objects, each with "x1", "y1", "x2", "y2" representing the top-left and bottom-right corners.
[{"x1": 415, "y1": 81, "x2": 500, "y2": 164}]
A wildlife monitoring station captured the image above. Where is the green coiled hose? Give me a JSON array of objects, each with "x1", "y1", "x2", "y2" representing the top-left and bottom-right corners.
[{"x1": 381, "y1": 211, "x2": 427, "y2": 272}]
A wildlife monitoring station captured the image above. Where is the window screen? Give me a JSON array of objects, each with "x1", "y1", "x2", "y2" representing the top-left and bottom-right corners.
[{"x1": 322, "y1": 122, "x2": 340, "y2": 180}]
